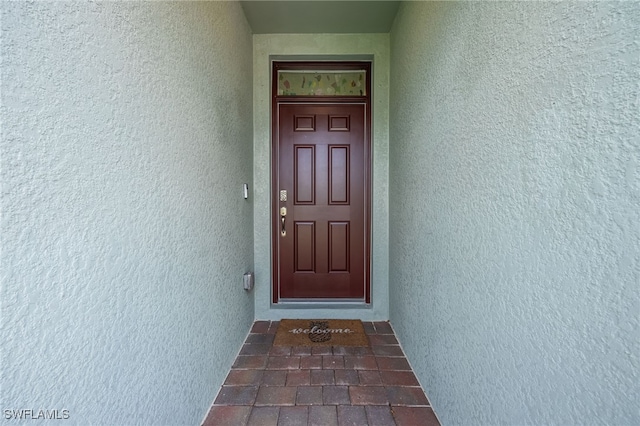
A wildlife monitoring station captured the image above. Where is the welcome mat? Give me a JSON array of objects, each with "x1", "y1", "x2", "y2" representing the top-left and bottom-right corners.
[{"x1": 273, "y1": 319, "x2": 369, "y2": 347}]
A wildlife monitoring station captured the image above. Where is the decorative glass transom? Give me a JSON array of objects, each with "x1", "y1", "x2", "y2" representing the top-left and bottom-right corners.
[{"x1": 277, "y1": 70, "x2": 367, "y2": 96}]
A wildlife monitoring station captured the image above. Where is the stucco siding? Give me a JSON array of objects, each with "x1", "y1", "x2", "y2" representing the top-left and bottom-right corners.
[
  {"x1": 2, "y1": 2, "x2": 254, "y2": 424},
  {"x1": 389, "y1": 2, "x2": 639, "y2": 424}
]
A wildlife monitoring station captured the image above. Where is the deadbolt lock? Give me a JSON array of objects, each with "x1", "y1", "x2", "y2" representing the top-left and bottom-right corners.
[{"x1": 280, "y1": 207, "x2": 287, "y2": 216}]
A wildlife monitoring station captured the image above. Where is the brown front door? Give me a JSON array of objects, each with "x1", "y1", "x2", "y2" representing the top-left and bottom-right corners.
[{"x1": 273, "y1": 102, "x2": 370, "y2": 301}]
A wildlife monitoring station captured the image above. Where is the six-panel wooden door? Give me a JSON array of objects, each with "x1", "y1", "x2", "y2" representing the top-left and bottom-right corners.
[{"x1": 275, "y1": 103, "x2": 368, "y2": 300}]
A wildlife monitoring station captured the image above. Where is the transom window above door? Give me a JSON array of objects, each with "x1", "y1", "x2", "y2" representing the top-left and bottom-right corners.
[
  {"x1": 273, "y1": 62, "x2": 370, "y2": 98},
  {"x1": 277, "y1": 70, "x2": 367, "y2": 96}
]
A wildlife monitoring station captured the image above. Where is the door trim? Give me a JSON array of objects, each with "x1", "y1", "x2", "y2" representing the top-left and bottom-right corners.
[{"x1": 271, "y1": 61, "x2": 372, "y2": 304}]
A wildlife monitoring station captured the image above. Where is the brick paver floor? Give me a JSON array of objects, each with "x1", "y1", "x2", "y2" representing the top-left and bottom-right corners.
[{"x1": 203, "y1": 321, "x2": 440, "y2": 426}]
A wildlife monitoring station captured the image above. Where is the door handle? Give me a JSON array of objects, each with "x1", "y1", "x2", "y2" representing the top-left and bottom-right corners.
[
  {"x1": 280, "y1": 206, "x2": 287, "y2": 237},
  {"x1": 280, "y1": 207, "x2": 287, "y2": 237}
]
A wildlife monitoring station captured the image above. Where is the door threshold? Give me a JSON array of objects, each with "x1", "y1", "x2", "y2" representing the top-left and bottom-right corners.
[{"x1": 275, "y1": 298, "x2": 369, "y2": 309}]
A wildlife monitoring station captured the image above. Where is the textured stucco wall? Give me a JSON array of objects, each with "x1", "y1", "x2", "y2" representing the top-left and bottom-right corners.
[
  {"x1": 389, "y1": 2, "x2": 639, "y2": 424},
  {"x1": 2, "y1": 2, "x2": 254, "y2": 424},
  {"x1": 253, "y1": 34, "x2": 390, "y2": 321}
]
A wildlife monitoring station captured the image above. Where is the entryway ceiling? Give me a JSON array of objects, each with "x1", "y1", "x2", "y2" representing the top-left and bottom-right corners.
[{"x1": 240, "y1": 1, "x2": 401, "y2": 34}]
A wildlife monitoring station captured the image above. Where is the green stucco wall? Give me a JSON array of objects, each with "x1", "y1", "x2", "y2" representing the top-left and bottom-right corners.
[
  {"x1": 2, "y1": 3, "x2": 254, "y2": 424},
  {"x1": 389, "y1": 2, "x2": 639, "y2": 424}
]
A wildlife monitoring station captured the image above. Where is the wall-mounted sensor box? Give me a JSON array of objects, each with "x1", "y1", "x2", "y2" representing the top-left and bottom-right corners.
[
  {"x1": 243, "y1": 272, "x2": 254, "y2": 291},
  {"x1": 243, "y1": 183, "x2": 249, "y2": 199}
]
